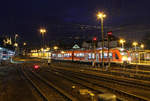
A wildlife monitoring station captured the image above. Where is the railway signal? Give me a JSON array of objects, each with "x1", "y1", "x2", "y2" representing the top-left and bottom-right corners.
[
  {"x1": 107, "y1": 31, "x2": 113, "y2": 41},
  {"x1": 93, "y1": 37, "x2": 97, "y2": 42},
  {"x1": 107, "y1": 31, "x2": 112, "y2": 69},
  {"x1": 107, "y1": 31, "x2": 112, "y2": 36},
  {"x1": 92, "y1": 37, "x2": 97, "y2": 67},
  {"x1": 92, "y1": 37, "x2": 98, "y2": 48},
  {"x1": 92, "y1": 37, "x2": 98, "y2": 46}
]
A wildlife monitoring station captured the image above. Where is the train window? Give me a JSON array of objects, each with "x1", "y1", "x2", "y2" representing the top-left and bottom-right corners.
[
  {"x1": 64, "y1": 53, "x2": 71, "y2": 57},
  {"x1": 100, "y1": 53, "x2": 112, "y2": 59},
  {"x1": 104, "y1": 53, "x2": 107, "y2": 58},
  {"x1": 69, "y1": 53, "x2": 72, "y2": 57},
  {"x1": 109, "y1": 53, "x2": 112, "y2": 58},
  {"x1": 52, "y1": 54, "x2": 56, "y2": 57},
  {"x1": 80, "y1": 53, "x2": 84, "y2": 57},
  {"x1": 75, "y1": 53, "x2": 79, "y2": 57},
  {"x1": 58, "y1": 54, "x2": 62, "y2": 57},
  {"x1": 74, "y1": 53, "x2": 84, "y2": 57},
  {"x1": 92, "y1": 53, "x2": 95, "y2": 59},
  {"x1": 88, "y1": 53, "x2": 95, "y2": 59},
  {"x1": 88, "y1": 53, "x2": 92, "y2": 59},
  {"x1": 115, "y1": 54, "x2": 119, "y2": 59}
]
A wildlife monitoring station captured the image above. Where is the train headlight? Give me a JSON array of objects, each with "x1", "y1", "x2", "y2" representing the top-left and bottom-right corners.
[{"x1": 122, "y1": 56, "x2": 128, "y2": 61}]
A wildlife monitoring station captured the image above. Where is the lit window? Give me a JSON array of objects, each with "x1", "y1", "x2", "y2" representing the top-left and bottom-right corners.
[
  {"x1": 58, "y1": 54, "x2": 62, "y2": 57},
  {"x1": 104, "y1": 53, "x2": 107, "y2": 58},
  {"x1": 92, "y1": 53, "x2": 95, "y2": 59},
  {"x1": 88, "y1": 53, "x2": 92, "y2": 59}
]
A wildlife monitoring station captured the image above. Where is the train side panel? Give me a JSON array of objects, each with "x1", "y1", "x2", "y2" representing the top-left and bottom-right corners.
[{"x1": 51, "y1": 48, "x2": 130, "y2": 64}]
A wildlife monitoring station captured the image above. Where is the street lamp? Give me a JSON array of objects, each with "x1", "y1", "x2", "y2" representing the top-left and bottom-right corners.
[
  {"x1": 40, "y1": 29, "x2": 46, "y2": 33},
  {"x1": 54, "y1": 46, "x2": 58, "y2": 50},
  {"x1": 97, "y1": 12, "x2": 106, "y2": 68},
  {"x1": 46, "y1": 47, "x2": 50, "y2": 51},
  {"x1": 14, "y1": 43, "x2": 18, "y2": 47},
  {"x1": 119, "y1": 39, "x2": 126, "y2": 49},
  {"x1": 23, "y1": 42, "x2": 27, "y2": 56},
  {"x1": 40, "y1": 28, "x2": 46, "y2": 58},
  {"x1": 140, "y1": 44, "x2": 144, "y2": 50},
  {"x1": 15, "y1": 34, "x2": 18, "y2": 43},
  {"x1": 23, "y1": 42, "x2": 27, "y2": 46},
  {"x1": 61, "y1": 51, "x2": 65, "y2": 54},
  {"x1": 14, "y1": 34, "x2": 18, "y2": 55},
  {"x1": 40, "y1": 28, "x2": 46, "y2": 48},
  {"x1": 132, "y1": 41, "x2": 138, "y2": 51},
  {"x1": 132, "y1": 41, "x2": 139, "y2": 73},
  {"x1": 41, "y1": 48, "x2": 44, "y2": 51}
]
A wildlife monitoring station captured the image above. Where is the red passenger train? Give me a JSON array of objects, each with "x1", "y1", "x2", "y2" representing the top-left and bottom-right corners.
[{"x1": 51, "y1": 48, "x2": 131, "y2": 64}]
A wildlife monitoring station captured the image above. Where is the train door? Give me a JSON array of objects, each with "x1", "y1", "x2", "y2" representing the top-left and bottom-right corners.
[
  {"x1": 85, "y1": 53, "x2": 88, "y2": 61},
  {"x1": 96, "y1": 53, "x2": 99, "y2": 62}
]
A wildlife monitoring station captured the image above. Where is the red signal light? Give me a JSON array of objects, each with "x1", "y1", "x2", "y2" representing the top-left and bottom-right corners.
[
  {"x1": 107, "y1": 31, "x2": 112, "y2": 35},
  {"x1": 93, "y1": 37, "x2": 97, "y2": 41},
  {"x1": 34, "y1": 65, "x2": 39, "y2": 69}
]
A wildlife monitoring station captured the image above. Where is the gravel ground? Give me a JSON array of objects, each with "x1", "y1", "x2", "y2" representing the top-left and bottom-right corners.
[{"x1": 0, "y1": 64, "x2": 38, "y2": 101}]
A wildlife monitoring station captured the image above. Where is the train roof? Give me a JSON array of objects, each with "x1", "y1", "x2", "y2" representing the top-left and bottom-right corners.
[
  {"x1": 60, "y1": 47, "x2": 124, "y2": 51},
  {"x1": 51, "y1": 47, "x2": 124, "y2": 54},
  {"x1": 57, "y1": 47, "x2": 109, "y2": 51}
]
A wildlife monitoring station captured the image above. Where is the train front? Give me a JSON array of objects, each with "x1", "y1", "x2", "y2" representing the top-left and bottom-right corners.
[{"x1": 119, "y1": 48, "x2": 131, "y2": 64}]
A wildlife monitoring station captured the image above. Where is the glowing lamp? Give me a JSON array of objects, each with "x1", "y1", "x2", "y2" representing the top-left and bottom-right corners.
[
  {"x1": 107, "y1": 31, "x2": 112, "y2": 36},
  {"x1": 34, "y1": 65, "x2": 39, "y2": 69},
  {"x1": 93, "y1": 37, "x2": 97, "y2": 41}
]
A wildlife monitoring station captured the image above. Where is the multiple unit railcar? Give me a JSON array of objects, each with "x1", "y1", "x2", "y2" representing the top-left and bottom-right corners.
[
  {"x1": 0, "y1": 50, "x2": 15, "y2": 61},
  {"x1": 51, "y1": 48, "x2": 131, "y2": 64}
]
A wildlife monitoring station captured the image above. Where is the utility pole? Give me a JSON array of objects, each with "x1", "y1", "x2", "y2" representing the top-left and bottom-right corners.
[
  {"x1": 107, "y1": 31, "x2": 112, "y2": 69},
  {"x1": 97, "y1": 12, "x2": 106, "y2": 69}
]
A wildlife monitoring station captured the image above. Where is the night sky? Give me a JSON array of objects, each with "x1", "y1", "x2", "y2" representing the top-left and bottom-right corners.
[{"x1": 0, "y1": 0, "x2": 150, "y2": 46}]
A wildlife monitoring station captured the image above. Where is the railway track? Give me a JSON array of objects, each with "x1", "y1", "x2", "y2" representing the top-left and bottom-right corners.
[
  {"x1": 111, "y1": 67, "x2": 150, "y2": 75},
  {"x1": 44, "y1": 69, "x2": 122, "y2": 100},
  {"x1": 20, "y1": 67, "x2": 78, "y2": 101},
  {"x1": 38, "y1": 68, "x2": 106, "y2": 101},
  {"x1": 51, "y1": 67, "x2": 150, "y2": 101},
  {"x1": 52, "y1": 65, "x2": 150, "y2": 88},
  {"x1": 83, "y1": 67, "x2": 150, "y2": 81},
  {"x1": 89, "y1": 67, "x2": 150, "y2": 81},
  {"x1": 108, "y1": 68, "x2": 150, "y2": 80},
  {"x1": 53, "y1": 62, "x2": 150, "y2": 81}
]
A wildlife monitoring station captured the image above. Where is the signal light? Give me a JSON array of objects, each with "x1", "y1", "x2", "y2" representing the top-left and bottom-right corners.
[
  {"x1": 34, "y1": 65, "x2": 39, "y2": 69},
  {"x1": 93, "y1": 37, "x2": 97, "y2": 41},
  {"x1": 107, "y1": 31, "x2": 112, "y2": 36}
]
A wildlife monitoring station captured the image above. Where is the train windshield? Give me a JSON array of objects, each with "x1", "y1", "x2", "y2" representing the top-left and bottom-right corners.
[{"x1": 119, "y1": 49, "x2": 128, "y2": 56}]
